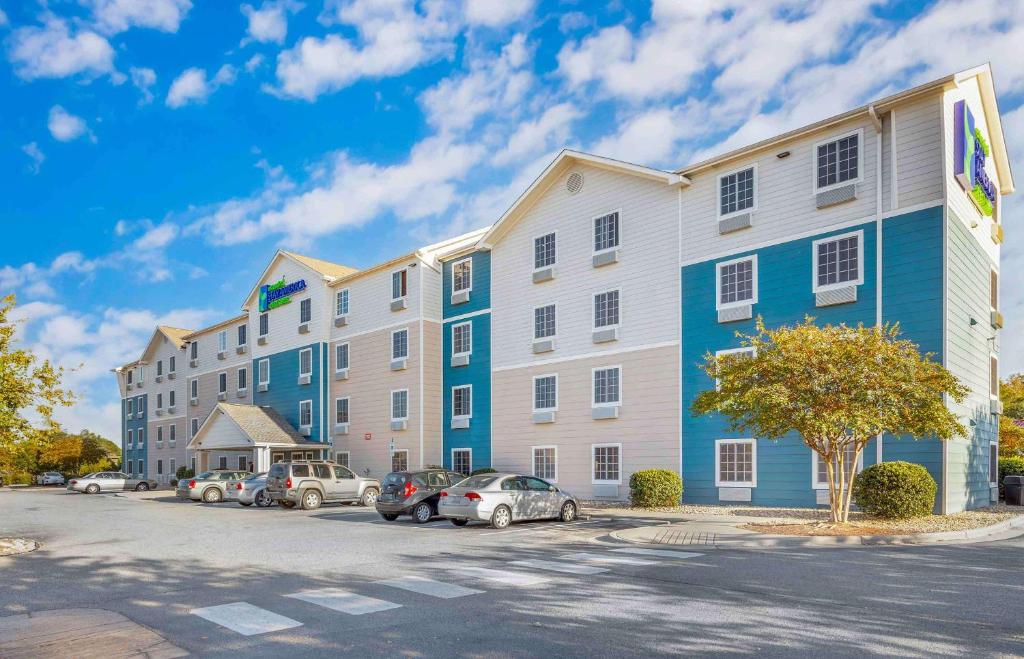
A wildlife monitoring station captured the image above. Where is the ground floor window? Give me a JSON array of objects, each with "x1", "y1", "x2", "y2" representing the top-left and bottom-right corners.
[
  {"x1": 592, "y1": 444, "x2": 621, "y2": 484},
  {"x1": 392, "y1": 449, "x2": 409, "y2": 472},
  {"x1": 533, "y1": 446, "x2": 557, "y2": 482},
  {"x1": 238, "y1": 456, "x2": 247, "y2": 470},
  {"x1": 169, "y1": 459, "x2": 176, "y2": 475},
  {"x1": 137, "y1": 459, "x2": 144, "y2": 475},
  {"x1": 218, "y1": 456, "x2": 228, "y2": 470},
  {"x1": 812, "y1": 444, "x2": 861, "y2": 489},
  {"x1": 452, "y1": 448, "x2": 471, "y2": 475},
  {"x1": 157, "y1": 460, "x2": 163, "y2": 475},
  {"x1": 272, "y1": 452, "x2": 284, "y2": 464},
  {"x1": 716, "y1": 439, "x2": 756, "y2": 487},
  {"x1": 335, "y1": 452, "x2": 349, "y2": 468}
]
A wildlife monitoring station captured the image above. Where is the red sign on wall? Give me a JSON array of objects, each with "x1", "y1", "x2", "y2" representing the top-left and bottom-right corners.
[{"x1": 364, "y1": 433, "x2": 372, "y2": 441}]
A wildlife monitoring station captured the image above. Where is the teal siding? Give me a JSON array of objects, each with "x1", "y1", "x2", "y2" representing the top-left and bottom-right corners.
[
  {"x1": 251, "y1": 342, "x2": 330, "y2": 445},
  {"x1": 443, "y1": 251, "x2": 491, "y2": 316},
  {"x1": 124, "y1": 394, "x2": 147, "y2": 476}
]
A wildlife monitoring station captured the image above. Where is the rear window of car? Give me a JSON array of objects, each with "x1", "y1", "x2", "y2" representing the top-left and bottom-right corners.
[
  {"x1": 458, "y1": 475, "x2": 498, "y2": 489},
  {"x1": 196, "y1": 472, "x2": 214, "y2": 479},
  {"x1": 292, "y1": 465, "x2": 310, "y2": 478},
  {"x1": 268, "y1": 465, "x2": 285, "y2": 478},
  {"x1": 383, "y1": 473, "x2": 407, "y2": 486}
]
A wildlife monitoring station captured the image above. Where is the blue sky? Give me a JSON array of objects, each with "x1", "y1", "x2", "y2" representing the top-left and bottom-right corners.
[{"x1": 2, "y1": 0, "x2": 1022, "y2": 440}]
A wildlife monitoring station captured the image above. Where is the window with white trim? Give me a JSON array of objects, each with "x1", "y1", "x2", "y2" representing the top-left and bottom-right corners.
[
  {"x1": 157, "y1": 426, "x2": 163, "y2": 445},
  {"x1": 259, "y1": 312, "x2": 268, "y2": 337},
  {"x1": 534, "y1": 304, "x2": 556, "y2": 339},
  {"x1": 190, "y1": 341, "x2": 198, "y2": 360},
  {"x1": 237, "y1": 367, "x2": 247, "y2": 391},
  {"x1": 534, "y1": 233, "x2": 556, "y2": 269},
  {"x1": 137, "y1": 459, "x2": 144, "y2": 474},
  {"x1": 191, "y1": 418, "x2": 199, "y2": 438},
  {"x1": 299, "y1": 348, "x2": 312, "y2": 376},
  {"x1": 237, "y1": 324, "x2": 247, "y2": 346},
  {"x1": 126, "y1": 398, "x2": 134, "y2": 416},
  {"x1": 335, "y1": 289, "x2": 349, "y2": 317},
  {"x1": 717, "y1": 256, "x2": 757, "y2": 308},
  {"x1": 335, "y1": 343, "x2": 349, "y2": 371},
  {"x1": 190, "y1": 378, "x2": 198, "y2": 399},
  {"x1": 258, "y1": 359, "x2": 269, "y2": 385},
  {"x1": 169, "y1": 458, "x2": 176, "y2": 474},
  {"x1": 392, "y1": 329, "x2": 408, "y2": 360},
  {"x1": 126, "y1": 369, "x2": 134, "y2": 385},
  {"x1": 169, "y1": 390, "x2": 176, "y2": 408},
  {"x1": 335, "y1": 397, "x2": 349, "y2": 424},
  {"x1": 137, "y1": 428, "x2": 144, "y2": 445},
  {"x1": 217, "y1": 330, "x2": 227, "y2": 352},
  {"x1": 812, "y1": 444, "x2": 862, "y2": 490},
  {"x1": 299, "y1": 298, "x2": 312, "y2": 324},
  {"x1": 452, "y1": 385, "x2": 472, "y2": 418},
  {"x1": 391, "y1": 390, "x2": 408, "y2": 420},
  {"x1": 593, "y1": 367, "x2": 620, "y2": 406},
  {"x1": 238, "y1": 456, "x2": 247, "y2": 470},
  {"x1": 336, "y1": 451, "x2": 350, "y2": 468},
  {"x1": 127, "y1": 429, "x2": 134, "y2": 447},
  {"x1": 169, "y1": 424, "x2": 175, "y2": 445},
  {"x1": 716, "y1": 439, "x2": 756, "y2": 487},
  {"x1": 594, "y1": 290, "x2": 619, "y2": 328},
  {"x1": 594, "y1": 211, "x2": 619, "y2": 252},
  {"x1": 157, "y1": 459, "x2": 163, "y2": 475},
  {"x1": 169, "y1": 356, "x2": 176, "y2": 373},
  {"x1": 719, "y1": 167, "x2": 754, "y2": 217},
  {"x1": 219, "y1": 456, "x2": 227, "y2": 470},
  {"x1": 452, "y1": 322, "x2": 471, "y2": 356},
  {"x1": 218, "y1": 372, "x2": 227, "y2": 394},
  {"x1": 814, "y1": 232, "x2": 862, "y2": 291},
  {"x1": 299, "y1": 400, "x2": 312, "y2": 427},
  {"x1": 533, "y1": 446, "x2": 557, "y2": 481},
  {"x1": 391, "y1": 449, "x2": 409, "y2": 472},
  {"x1": 157, "y1": 360, "x2": 163, "y2": 376},
  {"x1": 534, "y1": 375, "x2": 557, "y2": 411},
  {"x1": 156, "y1": 393, "x2": 163, "y2": 409},
  {"x1": 392, "y1": 269, "x2": 407, "y2": 300},
  {"x1": 452, "y1": 449, "x2": 471, "y2": 476},
  {"x1": 816, "y1": 132, "x2": 859, "y2": 190},
  {"x1": 592, "y1": 444, "x2": 620, "y2": 483},
  {"x1": 452, "y1": 258, "x2": 472, "y2": 293}
]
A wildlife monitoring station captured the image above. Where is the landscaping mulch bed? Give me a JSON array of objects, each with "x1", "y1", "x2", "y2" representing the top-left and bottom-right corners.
[{"x1": 742, "y1": 505, "x2": 1020, "y2": 536}]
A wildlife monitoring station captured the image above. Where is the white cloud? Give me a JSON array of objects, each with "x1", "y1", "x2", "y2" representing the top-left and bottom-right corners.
[
  {"x1": 166, "y1": 64, "x2": 236, "y2": 108},
  {"x1": 244, "y1": 54, "x2": 265, "y2": 73},
  {"x1": 463, "y1": 0, "x2": 534, "y2": 27},
  {"x1": 241, "y1": 1, "x2": 301, "y2": 45},
  {"x1": 8, "y1": 16, "x2": 115, "y2": 81},
  {"x1": 494, "y1": 102, "x2": 580, "y2": 165},
  {"x1": 85, "y1": 0, "x2": 194, "y2": 35},
  {"x1": 131, "y1": 223, "x2": 179, "y2": 250},
  {"x1": 130, "y1": 67, "x2": 157, "y2": 105},
  {"x1": 48, "y1": 106, "x2": 93, "y2": 142},
  {"x1": 0, "y1": 9, "x2": 8, "y2": 26},
  {"x1": 22, "y1": 142, "x2": 45, "y2": 174}
]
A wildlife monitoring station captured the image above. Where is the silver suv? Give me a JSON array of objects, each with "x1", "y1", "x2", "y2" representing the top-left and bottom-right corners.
[{"x1": 266, "y1": 461, "x2": 380, "y2": 510}]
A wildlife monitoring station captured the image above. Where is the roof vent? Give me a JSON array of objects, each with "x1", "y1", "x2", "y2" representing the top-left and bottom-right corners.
[{"x1": 566, "y1": 171, "x2": 584, "y2": 195}]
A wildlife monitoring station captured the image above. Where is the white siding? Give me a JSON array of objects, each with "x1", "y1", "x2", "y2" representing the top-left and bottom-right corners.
[
  {"x1": 327, "y1": 256, "x2": 430, "y2": 344},
  {"x1": 892, "y1": 93, "x2": 944, "y2": 209},
  {"x1": 249, "y1": 258, "x2": 331, "y2": 360}
]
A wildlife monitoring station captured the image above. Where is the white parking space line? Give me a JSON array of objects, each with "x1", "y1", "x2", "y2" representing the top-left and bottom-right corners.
[
  {"x1": 376, "y1": 576, "x2": 483, "y2": 599},
  {"x1": 562, "y1": 551, "x2": 659, "y2": 566},
  {"x1": 442, "y1": 566, "x2": 550, "y2": 586},
  {"x1": 609, "y1": 548, "x2": 704, "y2": 560},
  {"x1": 509, "y1": 559, "x2": 609, "y2": 575},
  {"x1": 190, "y1": 602, "x2": 303, "y2": 636},
  {"x1": 478, "y1": 519, "x2": 606, "y2": 536},
  {"x1": 284, "y1": 588, "x2": 402, "y2": 615}
]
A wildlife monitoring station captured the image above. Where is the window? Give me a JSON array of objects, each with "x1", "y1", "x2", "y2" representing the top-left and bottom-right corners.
[
  {"x1": 813, "y1": 444, "x2": 862, "y2": 489},
  {"x1": 592, "y1": 444, "x2": 621, "y2": 483},
  {"x1": 990, "y1": 444, "x2": 999, "y2": 486},
  {"x1": 299, "y1": 298, "x2": 311, "y2": 324},
  {"x1": 127, "y1": 429, "x2": 134, "y2": 446},
  {"x1": 991, "y1": 355, "x2": 999, "y2": 399},
  {"x1": 218, "y1": 372, "x2": 227, "y2": 394},
  {"x1": 237, "y1": 367, "x2": 247, "y2": 391},
  {"x1": 452, "y1": 322, "x2": 471, "y2": 356},
  {"x1": 452, "y1": 258, "x2": 472, "y2": 293},
  {"x1": 991, "y1": 269, "x2": 999, "y2": 311},
  {"x1": 392, "y1": 269, "x2": 407, "y2": 300},
  {"x1": 219, "y1": 456, "x2": 228, "y2": 470},
  {"x1": 533, "y1": 375, "x2": 557, "y2": 411},
  {"x1": 157, "y1": 459, "x2": 163, "y2": 475},
  {"x1": 237, "y1": 324, "x2": 247, "y2": 346},
  {"x1": 299, "y1": 400, "x2": 312, "y2": 427},
  {"x1": 191, "y1": 418, "x2": 199, "y2": 437},
  {"x1": 238, "y1": 456, "x2": 247, "y2": 470},
  {"x1": 190, "y1": 341, "x2": 198, "y2": 360},
  {"x1": 717, "y1": 256, "x2": 757, "y2": 308},
  {"x1": 157, "y1": 360, "x2": 163, "y2": 376},
  {"x1": 259, "y1": 312, "x2": 268, "y2": 337},
  {"x1": 258, "y1": 359, "x2": 269, "y2": 385},
  {"x1": 593, "y1": 367, "x2": 621, "y2": 406},
  {"x1": 391, "y1": 390, "x2": 409, "y2": 420},
  {"x1": 594, "y1": 211, "x2": 619, "y2": 252},
  {"x1": 157, "y1": 393, "x2": 163, "y2": 409},
  {"x1": 155, "y1": 425, "x2": 162, "y2": 445},
  {"x1": 137, "y1": 428, "x2": 144, "y2": 445},
  {"x1": 169, "y1": 390, "x2": 175, "y2": 407},
  {"x1": 299, "y1": 348, "x2": 312, "y2": 376},
  {"x1": 169, "y1": 458, "x2": 176, "y2": 474},
  {"x1": 137, "y1": 459, "x2": 144, "y2": 475},
  {"x1": 138, "y1": 365, "x2": 144, "y2": 383},
  {"x1": 190, "y1": 378, "x2": 198, "y2": 399},
  {"x1": 534, "y1": 304, "x2": 556, "y2": 339},
  {"x1": 452, "y1": 449, "x2": 471, "y2": 475},
  {"x1": 813, "y1": 231, "x2": 863, "y2": 291},
  {"x1": 126, "y1": 369, "x2": 133, "y2": 385},
  {"x1": 218, "y1": 330, "x2": 227, "y2": 352},
  {"x1": 169, "y1": 356, "x2": 176, "y2": 373},
  {"x1": 169, "y1": 425, "x2": 176, "y2": 444},
  {"x1": 452, "y1": 385, "x2": 472, "y2": 419},
  {"x1": 533, "y1": 446, "x2": 557, "y2": 481},
  {"x1": 335, "y1": 343, "x2": 349, "y2": 371},
  {"x1": 392, "y1": 329, "x2": 408, "y2": 360},
  {"x1": 335, "y1": 397, "x2": 349, "y2": 424},
  {"x1": 816, "y1": 131, "x2": 860, "y2": 190},
  {"x1": 594, "y1": 290, "x2": 620, "y2": 328},
  {"x1": 329, "y1": 289, "x2": 347, "y2": 318},
  {"x1": 191, "y1": 457, "x2": 196, "y2": 472},
  {"x1": 137, "y1": 396, "x2": 144, "y2": 415},
  {"x1": 392, "y1": 449, "x2": 409, "y2": 473},
  {"x1": 534, "y1": 233, "x2": 556, "y2": 269},
  {"x1": 336, "y1": 452, "x2": 350, "y2": 468},
  {"x1": 720, "y1": 166, "x2": 755, "y2": 217},
  {"x1": 716, "y1": 439, "x2": 756, "y2": 487},
  {"x1": 126, "y1": 398, "x2": 134, "y2": 416}
]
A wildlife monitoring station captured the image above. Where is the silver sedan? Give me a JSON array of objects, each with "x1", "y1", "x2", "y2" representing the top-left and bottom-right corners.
[
  {"x1": 226, "y1": 472, "x2": 274, "y2": 507},
  {"x1": 437, "y1": 473, "x2": 579, "y2": 529},
  {"x1": 67, "y1": 472, "x2": 158, "y2": 493}
]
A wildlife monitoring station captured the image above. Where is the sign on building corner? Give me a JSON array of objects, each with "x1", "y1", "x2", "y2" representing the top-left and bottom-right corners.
[
  {"x1": 258, "y1": 278, "x2": 307, "y2": 313},
  {"x1": 953, "y1": 99, "x2": 997, "y2": 217}
]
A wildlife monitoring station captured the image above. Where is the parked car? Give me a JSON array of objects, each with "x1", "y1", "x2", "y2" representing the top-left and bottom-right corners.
[
  {"x1": 176, "y1": 470, "x2": 251, "y2": 503},
  {"x1": 36, "y1": 472, "x2": 66, "y2": 486},
  {"x1": 375, "y1": 469, "x2": 467, "y2": 523},
  {"x1": 437, "y1": 473, "x2": 579, "y2": 529},
  {"x1": 265, "y1": 461, "x2": 380, "y2": 510},
  {"x1": 67, "y1": 472, "x2": 158, "y2": 493},
  {"x1": 227, "y1": 472, "x2": 274, "y2": 507}
]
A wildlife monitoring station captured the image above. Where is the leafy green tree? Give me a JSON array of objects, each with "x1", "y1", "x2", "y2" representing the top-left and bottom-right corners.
[
  {"x1": 1000, "y1": 374, "x2": 1024, "y2": 420},
  {"x1": 692, "y1": 318, "x2": 968, "y2": 523}
]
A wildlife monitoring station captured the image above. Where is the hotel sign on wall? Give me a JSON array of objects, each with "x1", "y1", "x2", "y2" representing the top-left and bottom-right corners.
[
  {"x1": 259, "y1": 278, "x2": 307, "y2": 312},
  {"x1": 953, "y1": 100, "x2": 997, "y2": 217}
]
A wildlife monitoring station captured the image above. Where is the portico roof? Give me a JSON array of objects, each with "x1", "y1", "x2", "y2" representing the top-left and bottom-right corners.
[{"x1": 187, "y1": 403, "x2": 325, "y2": 451}]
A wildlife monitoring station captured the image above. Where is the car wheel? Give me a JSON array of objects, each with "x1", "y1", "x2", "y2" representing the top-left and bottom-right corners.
[
  {"x1": 450, "y1": 519, "x2": 469, "y2": 527},
  {"x1": 361, "y1": 488, "x2": 379, "y2": 507},
  {"x1": 380, "y1": 513, "x2": 399, "y2": 521},
  {"x1": 490, "y1": 505, "x2": 512, "y2": 529},
  {"x1": 412, "y1": 502, "x2": 433, "y2": 524},
  {"x1": 256, "y1": 490, "x2": 273, "y2": 507},
  {"x1": 301, "y1": 489, "x2": 322, "y2": 510},
  {"x1": 135, "y1": 483, "x2": 149, "y2": 491},
  {"x1": 203, "y1": 488, "x2": 223, "y2": 503},
  {"x1": 85, "y1": 484, "x2": 100, "y2": 494},
  {"x1": 279, "y1": 501, "x2": 296, "y2": 509},
  {"x1": 559, "y1": 501, "x2": 577, "y2": 522}
]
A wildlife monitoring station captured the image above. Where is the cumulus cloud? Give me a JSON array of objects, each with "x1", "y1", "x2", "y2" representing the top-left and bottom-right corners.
[
  {"x1": 85, "y1": 0, "x2": 193, "y2": 34},
  {"x1": 130, "y1": 67, "x2": 157, "y2": 105},
  {"x1": 244, "y1": 53, "x2": 265, "y2": 73},
  {"x1": 494, "y1": 102, "x2": 580, "y2": 165},
  {"x1": 21, "y1": 142, "x2": 45, "y2": 174},
  {"x1": 166, "y1": 64, "x2": 236, "y2": 108},
  {"x1": 241, "y1": 0, "x2": 301, "y2": 45},
  {"x1": 463, "y1": 0, "x2": 534, "y2": 27},
  {"x1": 48, "y1": 106, "x2": 93, "y2": 142},
  {"x1": 8, "y1": 16, "x2": 116, "y2": 81}
]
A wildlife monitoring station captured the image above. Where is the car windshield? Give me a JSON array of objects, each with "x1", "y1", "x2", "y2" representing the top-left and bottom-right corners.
[
  {"x1": 195, "y1": 472, "x2": 214, "y2": 479},
  {"x1": 455, "y1": 474, "x2": 498, "y2": 489}
]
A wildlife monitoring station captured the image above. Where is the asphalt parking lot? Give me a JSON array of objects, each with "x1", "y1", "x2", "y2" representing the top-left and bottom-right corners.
[{"x1": 3, "y1": 487, "x2": 1024, "y2": 657}]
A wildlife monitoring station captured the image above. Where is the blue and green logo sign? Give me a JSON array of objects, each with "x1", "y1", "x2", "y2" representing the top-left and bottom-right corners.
[
  {"x1": 258, "y1": 278, "x2": 307, "y2": 313},
  {"x1": 953, "y1": 99, "x2": 997, "y2": 217}
]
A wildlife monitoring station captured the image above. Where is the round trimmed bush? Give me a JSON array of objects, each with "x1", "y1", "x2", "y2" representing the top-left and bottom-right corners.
[
  {"x1": 629, "y1": 469, "x2": 683, "y2": 508},
  {"x1": 175, "y1": 466, "x2": 194, "y2": 480},
  {"x1": 852, "y1": 461, "x2": 936, "y2": 519},
  {"x1": 470, "y1": 467, "x2": 497, "y2": 476}
]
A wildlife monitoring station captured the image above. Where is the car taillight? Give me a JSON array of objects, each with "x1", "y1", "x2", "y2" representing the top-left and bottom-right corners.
[
  {"x1": 285, "y1": 477, "x2": 292, "y2": 489},
  {"x1": 188, "y1": 480, "x2": 196, "y2": 489},
  {"x1": 69, "y1": 480, "x2": 76, "y2": 486},
  {"x1": 465, "y1": 492, "x2": 482, "y2": 501},
  {"x1": 439, "y1": 491, "x2": 448, "y2": 497},
  {"x1": 403, "y1": 481, "x2": 417, "y2": 498},
  {"x1": 236, "y1": 482, "x2": 243, "y2": 490}
]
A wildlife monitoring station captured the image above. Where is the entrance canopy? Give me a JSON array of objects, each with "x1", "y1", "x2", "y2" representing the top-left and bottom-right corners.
[{"x1": 188, "y1": 403, "x2": 327, "y2": 472}]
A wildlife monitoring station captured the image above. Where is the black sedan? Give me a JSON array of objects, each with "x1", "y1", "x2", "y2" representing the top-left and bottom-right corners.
[{"x1": 375, "y1": 469, "x2": 467, "y2": 523}]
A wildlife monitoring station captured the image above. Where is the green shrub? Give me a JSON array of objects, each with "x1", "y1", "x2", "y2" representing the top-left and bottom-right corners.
[
  {"x1": 176, "y1": 466, "x2": 194, "y2": 480},
  {"x1": 852, "y1": 461, "x2": 936, "y2": 519},
  {"x1": 470, "y1": 467, "x2": 497, "y2": 476},
  {"x1": 170, "y1": 479, "x2": 178, "y2": 487},
  {"x1": 629, "y1": 469, "x2": 683, "y2": 508},
  {"x1": 998, "y1": 456, "x2": 1024, "y2": 498}
]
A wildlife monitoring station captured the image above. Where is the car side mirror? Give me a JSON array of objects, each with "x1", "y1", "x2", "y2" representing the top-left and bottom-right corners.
[{"x1": 548, "y1": 486, "x2": 556, "y2": 492}]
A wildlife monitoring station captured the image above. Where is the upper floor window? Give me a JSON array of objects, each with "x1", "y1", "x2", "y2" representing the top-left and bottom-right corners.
[
  {"x1": 716, "y1": 256, "x2": 757, "y2": 309},
  {"x1": 719, "y1": 166, "x2": 755, "y2": 217},
  {"x1": 391, "y1": 389, "x2": 409, "y2": 420},
  {"x1": 335, "y1": 289, "x2": 349, "y2": 317},
  {"x1": 126, "y1": 398, "x2": 134, "y2": 415},
  {"x1": 218, "y1": 372, "x2": 227, "y2": 394},
  {"x1": 299, "y1": 348, "x2": 312, "y2": 376},
  {"x1": 535, "y1": 232, "x2": 556, "y2": 269},
  {"x1": 156, "y1": 360, "x2": 163, "y2": 376},
  {"x1": 168, "y1": 356, "x2": 176, "y2": 373},
  {"x1": 533, "y1": 374, "x2": 557, "y2": 411},
  {"x1": 126, "y1": 369, "x2": 133, "y2": 385},
  {"x1": 594, "y1": 290, "x2": 620, "y2": 328},
  {"x1": 335, "y1": 343, "x2": 349, "y2": 371},
  {"x1": 169, "y1": 425, "x2": 176, "y2": 442},
  {"x1": 157, "y1": 426, "x2": 163, "y2": 444},
  {"x1": 156, "y1": 393, "x2": 163, "y2": 409},
  {"x1": 137, "y1": 365, "x2": 144, "y2": 383},
  {"x1": 593, "y1": 367, "x2": 621, "y2": 406},
  {"x1": 190, "y1": 341, "x2": 198, "y2": 360},
  {"x1": 299, "y1": 400, "x2": 312, "y2": 427},
  {"x1": 237, "y1": 324, "x2": 247, "y2": 346},
  {"x1": 452, "y1": 258, "x2": 472, "y2": 293},
  {"x1": 392, "y1": 329, "x2": 408, "y2": 360},
  {"x1": 816, "y1": 131, "x2": 859, "y2": 190},
  {"x1": 191, "y1": 418, "x2": 199, "y2": 437},
  {"x1": 534, "y1": 304, "x2": 556, "y2": 339},
  {"x1": 217, "y1": 330, "x2": 227, "y2": 352},
  {"x1": 392, "y1": 269, "x2": 408, "y2": 300},
  {"x1": 169, "y1": 390, "x2": 175, "y2": 407},
  {"x1": 594, "y1": 211, "x2": 619, "y2": 252},
  {"x1": 813, "y1": 231, "x2": 862, "y2": 292},
  {"x1": 190, "y1": 378, "x2": 198, "y2": 399},
  {"x1": 259, "y1": 312, "x2": 269, "y2": 337},
  {"x1": 258, "y1": 359, "x2": 270, "y2": 385},
  {"x1": 452, "y1": 322, "x2": 471, "y2": 356},
  {"x1": 299, "y1": 298, "x2": 312, "y2": 324},
  {"x1": 452, "y1": 385, "x2": 471, "y2": 418},
  {"x1": 335, "y1": 397, "x2": 350, "y2": 424},
  {"x1": 237, "y1": 367, "x2": 247, "y2": 391}
]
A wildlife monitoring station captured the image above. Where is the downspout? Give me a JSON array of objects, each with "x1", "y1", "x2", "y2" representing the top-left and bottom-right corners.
[{"x1": 870, "y1": 104, "x2": 884, "y2": 466}]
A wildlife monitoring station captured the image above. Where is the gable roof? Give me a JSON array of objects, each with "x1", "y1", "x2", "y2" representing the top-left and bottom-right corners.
[
  {"x1": 242, "y1": 250, "x2": 358, "y2": 310},
  {"x1": 182, "y1": 314, "x2": 248, "y2": 341},
  {"x1": 478, "y1": 149, "x2": 688, "y2": 249},
  {"x1": 138, "y1": 325, "x2": 193, "y2": 363},
  {"x1": 188, "y1": 403, "x2": 320, "y2": 450}
]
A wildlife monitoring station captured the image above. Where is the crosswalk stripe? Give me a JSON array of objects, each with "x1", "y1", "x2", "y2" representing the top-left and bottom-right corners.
[
  {"x1": 508, "y1": 559, "x2": 609, "y2": 575},
  {"x1": 443, "y1": 565, "x2": 550, "y2": 586},
  {"x1": 609, "y1": 548, "x2": 704, "y2": 560},
  {"x1": 190, "y1": 602, "x2": 302, "y2": 636},
  {"x1": 285, "y1": 588, "x2": 402, "y2": 615},
  {"x1": 562, "y1": 551, "x2": 659, "y2": 566},
  {"x1": 377, "y1": 576, "x2": 483, "y2": 599}
]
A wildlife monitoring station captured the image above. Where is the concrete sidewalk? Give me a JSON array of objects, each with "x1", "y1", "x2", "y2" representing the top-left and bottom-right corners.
[{"x1": 0, "y1": 609, "x2": 186, "y2": 659}]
